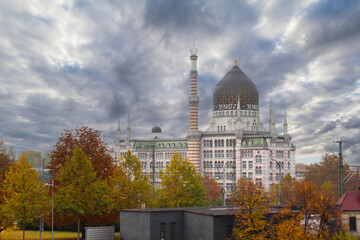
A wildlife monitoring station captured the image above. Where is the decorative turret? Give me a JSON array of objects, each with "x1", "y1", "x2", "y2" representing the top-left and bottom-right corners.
[
  {"x1": 152, "y1": 124, "x2": 162, "y2": 139},
  {"x1": 114, "y1": 119, "x2": 121, "y2": 146},
  {"x1": 269, "y1": 101, "x2": 276, "y2": 137},
  {"x1": 125, "y1": 114, "x2": 131, "y2": 148},
  {"x1": 283, "y1": 108, "x2": 288, "y2": 136}
]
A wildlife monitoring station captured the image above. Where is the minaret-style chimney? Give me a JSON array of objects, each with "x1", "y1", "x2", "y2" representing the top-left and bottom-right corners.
[{"x1": 187, "y1": 43, "x2": 201, "y2": 171}]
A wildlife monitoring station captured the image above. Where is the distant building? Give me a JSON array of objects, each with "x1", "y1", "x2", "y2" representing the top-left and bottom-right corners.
[
  {"x1": 295, "y1": 169, "x2": 308, "y2": 180},
  {"x1": 113, "y1": 45, "x2": 296, "y2": 192},
  {"x1": 336, "y1": 190, "x2": 360, "y2": 237}
]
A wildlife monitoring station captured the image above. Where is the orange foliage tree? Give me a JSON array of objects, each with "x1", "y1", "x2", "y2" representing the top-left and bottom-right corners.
[
  {"x1": 230, "y1": 178, "x2": 268, "y2": 240},
  {"x1": 202, "y1": 174, "x2": 222, "y2": 206},
  {"x1": 284, "y1": 180, "x2": 342, "y2": 239},
  {"x1": 48, "y1": 126, "x2": 114, "y2": 181}
]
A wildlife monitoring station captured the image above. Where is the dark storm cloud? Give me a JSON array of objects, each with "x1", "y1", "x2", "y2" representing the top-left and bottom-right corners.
[
  {"x1": 303, "y1": 0, "x2": 360, "y2": 50},
  {"x1": 144, "y1": 0, "x2": 219, "y2": 33},
  {"x1": 0, "y1": 0, "x2": 359, "y2": 164}
]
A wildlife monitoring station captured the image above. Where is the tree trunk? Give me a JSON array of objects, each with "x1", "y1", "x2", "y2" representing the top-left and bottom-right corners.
[
  {"x1": 77, "y1": 214, "x2": 80, "y2": 240},
  {"x1": 22, "y1": 221, "x2": 25, "y2": 240}
]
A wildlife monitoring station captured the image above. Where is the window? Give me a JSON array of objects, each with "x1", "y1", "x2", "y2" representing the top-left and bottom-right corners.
[
  {"x1": 248, "y1": 161, "x2": 253, "y2": 169},
  {"x1": 270, "y1": 173, "x2": 273, "y2": 180},
  {"x1": 350, "y1": 217, "x2": 357, "y2": 231},
  {"x1": 242, "y1": 172, "x2": 247, "y2": 179},
  {"x1": 242, "y1": 161, "x2": 246, "y2": 169},
  {"x1": 248, "y1": 172, "x2": 253, "y2": 180},
  {"x1": 160, "y1": 223, "x2": 166, "y2": 240},
  {"x1": 226, "y1": 225, "x2": 233, "y2": 238},
  {"x1": 171, "y1": 223, "x2": 176, "y2": 240}
]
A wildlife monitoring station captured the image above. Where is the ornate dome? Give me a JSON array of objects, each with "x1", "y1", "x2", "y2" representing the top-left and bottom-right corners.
[
  {"x1": 213, "y1": 63, "x2": 259, "y2": 111},
  {"x1": 152, "y1": 125, "x2": 162, "y2": 133}
]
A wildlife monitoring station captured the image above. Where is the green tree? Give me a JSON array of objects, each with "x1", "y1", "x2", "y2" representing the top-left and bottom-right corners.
[
  {"x1": 55, "y1": 148, "x2": 112, "y2": 240},
  {"x1": 230, "y1": 178, "x2": 268, "y2": 240},
  {"x1": 109, "y1": 151, "x2": 153, "y2": 211},
  {"x1": 1, "y1": 155, "x2": 48, "y2": 240},
  {"x1": 157, "y1": 153, "x2": 205, "y2": 208}
]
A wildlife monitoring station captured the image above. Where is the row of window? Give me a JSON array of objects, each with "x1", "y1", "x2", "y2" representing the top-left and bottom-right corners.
[
  {"x1": 203, "y1": 150, "x2": 236, "y2": 159},
  {"x1": 214, "y1": 110, "x2": 258, "y2": 117},
  {"x1": 138, "y1": 152, "x2": 187, "y2": 159},
  {"x1": 203, "y1": 161, "x2": 235, "y2": 168},
  {"x1": 203, "y1": 139, "x2": 236, "y2": 148},
  {"x1": 138, "y1": 143, "x2": 187, "y2": 149}
]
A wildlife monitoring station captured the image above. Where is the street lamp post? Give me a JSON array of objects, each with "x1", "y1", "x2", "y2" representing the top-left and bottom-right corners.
[
  {"x1": 45, "y1": 179, "x2": 54, "y2": 240},
  {"x1": 270, "y1": 158, "x2": 281, "y2": 205}
]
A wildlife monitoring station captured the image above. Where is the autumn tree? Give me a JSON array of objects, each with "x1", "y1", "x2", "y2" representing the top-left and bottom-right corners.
[
  {"x1": 286, "y1": 180, "x2": 341, "y2": 239},
  {"x1": 0, "y1": 141, "x2": 15, "y2": 237},
  {"x1": 305, "y1": 153, "x2": 350, "y2": 199},
  {"x1": 49, "y1": 126, "x2": 114, "y2": 180},
  {"x1": 1, "y1": 155, "x2": 48, "y2": 240},
  {"x1": 109, "y1": 151, "x2": 152, "y2": 210},
  {"x1": 230, "y1": 178, "x2": 268, "y2": 240},
  {"x1": 55, "y1": 148, "x2": 112, "y2": 240},
  {"x1": 157, "y1": 153, "x2": 205, "y2": 208},
  {"x1": 202, "y1": 174, "x2": 222, "y2": 206},
  {"x1": 269, "y1": 173, "x2": 297, "y2": 204}
]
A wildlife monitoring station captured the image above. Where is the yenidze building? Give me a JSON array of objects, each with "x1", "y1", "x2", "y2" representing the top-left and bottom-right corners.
[{"x1": 113, "y1": 45, "x2": 296, "y2": 194}]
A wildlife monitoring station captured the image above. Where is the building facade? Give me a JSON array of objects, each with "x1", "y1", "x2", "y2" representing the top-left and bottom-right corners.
[{"x1": 113, "y1": 46, "x2": 296, "y2": 192}]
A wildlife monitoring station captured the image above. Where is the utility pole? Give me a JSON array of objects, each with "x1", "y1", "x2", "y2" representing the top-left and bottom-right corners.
[
  {"x1": 335, "y1": 138, "x2": 344, "y2": 199},
  {"x1": 233, "y1": 140, "x2": 236, "y2": 190},
  {"x1": 151, "y1": 144, "x2": 156, "y2": 196},
  {"x1": 271, "y1": 158, "x2": 281, "y2": 205}
]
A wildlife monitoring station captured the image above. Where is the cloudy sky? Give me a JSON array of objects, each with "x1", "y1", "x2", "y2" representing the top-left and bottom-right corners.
[{"x1": 1, "y1": 0, "x2": 359, "y2": 164}]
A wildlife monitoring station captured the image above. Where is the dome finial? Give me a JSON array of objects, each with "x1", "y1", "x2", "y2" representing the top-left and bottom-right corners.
[
  {"x1": 190, "y1": 41, "x2": 198, "y2": 56},
  {"x1": 234, "y1": 59, "x2": 238, "y2": 66}
]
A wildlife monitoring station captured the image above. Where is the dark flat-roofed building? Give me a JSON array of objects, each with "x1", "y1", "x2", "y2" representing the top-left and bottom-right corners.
[{"x1": 120, "y1": 206, "x2": 235, "y2": 240}]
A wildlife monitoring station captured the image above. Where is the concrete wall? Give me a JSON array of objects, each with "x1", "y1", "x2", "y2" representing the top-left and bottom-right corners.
[
  {"x1": 184, "y1": 212, "x2": 213, "y2": 240},
  {"x1": 120, "y1": 212, "x2": 150, "y2": 240},
  {"x1": 213, "y1": 215, "x2": 235, "y2": 239},
  {"x1": 149, "y1": 211, "x2": 184, "y2": 240}
]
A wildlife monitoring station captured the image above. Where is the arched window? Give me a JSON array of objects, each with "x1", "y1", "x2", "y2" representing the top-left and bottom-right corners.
[
  {"x1": 270, "y1": 173, "x2": 273, "y2": 180},
  {"x1": 221, "y1": 139, "x2": 224, "y2": 147},
  {"x1": 270, "y1": 161, "x2": 273, "y2": 169}
]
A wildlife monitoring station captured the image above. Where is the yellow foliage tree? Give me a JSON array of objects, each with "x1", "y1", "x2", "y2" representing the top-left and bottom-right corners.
[
  {"x1": 55, "y1": 147, "x2": 112, "y2": 240},
  {"x1": 157, "y1": 153, "x2": 205, "y2": 208},
  {"x1": 1, "y1": 155, "x2": 48, "y2": 240},
  {"x1": 109, "y1": 151, "x2": 153, "y2": 211},
  {"x1": 230, "y1": 178, "x2": 268, "y2": 240}
]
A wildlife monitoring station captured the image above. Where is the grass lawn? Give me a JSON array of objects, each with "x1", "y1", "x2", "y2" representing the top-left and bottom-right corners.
[{"x1": 0, "y1": 230, "x2": 121, "y2": 240}]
